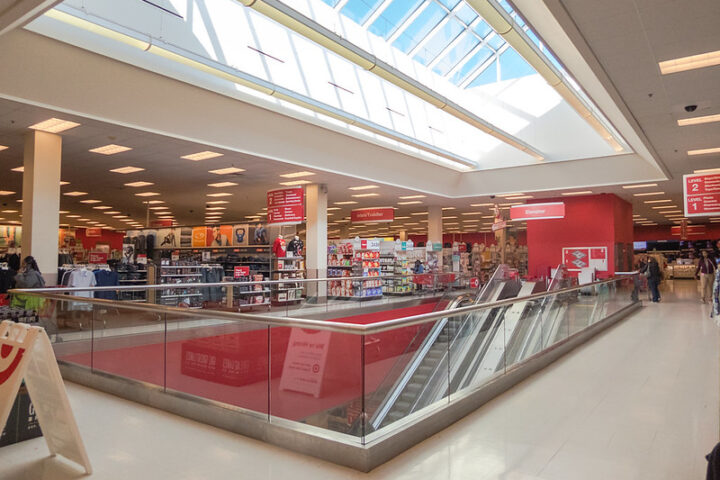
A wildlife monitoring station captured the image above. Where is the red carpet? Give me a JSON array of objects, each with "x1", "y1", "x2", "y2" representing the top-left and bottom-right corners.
[{"x1": 61, "y1": 303, "x2": 441, "y2": 424}]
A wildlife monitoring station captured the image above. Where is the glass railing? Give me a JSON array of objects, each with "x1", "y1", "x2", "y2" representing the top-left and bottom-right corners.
[{"x1": 11, "y1": 273, "x2": 639, "y2": 445}]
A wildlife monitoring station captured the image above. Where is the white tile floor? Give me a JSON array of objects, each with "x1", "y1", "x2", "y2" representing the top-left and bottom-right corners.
[{"x1": 1, "y1": 280, "x2": 717, "y2": 479}]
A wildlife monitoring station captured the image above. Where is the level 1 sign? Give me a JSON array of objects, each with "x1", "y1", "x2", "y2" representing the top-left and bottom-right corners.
[
  {"x1": 684, "y1": 173, "x2": 720, "y2": 217},
  {"x1": 267, "y1": 186, "x2": 305, "y2": 225},
  {"x1": 510, "y1": 202, "x2": 565, "y2": 221}
]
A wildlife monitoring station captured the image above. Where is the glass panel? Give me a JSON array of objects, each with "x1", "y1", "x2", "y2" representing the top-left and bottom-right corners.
[
  {"x1": 432, "y1": 31, "x2": 479, "y2": 76},
  {"x1": 467, "y1": 58, "x2": 497, "y2": 87},
  {"x1": 321, "y1": 0, "x2": 341, "y2": 6},
  {"x1": 43, "y1": 296, "x2": 92, "y2": 367},
  {"x1": 449, "y1": 45, "x2": 493, "y2": 85},
  {"x1": 455, "y1": 3, "x2": 478, "y2": 25},
  {"x1": 368, "y1": 0, "x2": 424, "y2": 40},
  {"x1": 392, "y1": 2, "x2": 446, "y2": 54},
  {"x1": 437, "y1": 0, "x2": 461, "y2": 9},
  {"x1": 413, "y1": 17, "x2": 465, "y2": 66},
  {"x1": 269, "y1": 325, "x2": 363, "y2": 439},
  {"x1": 498, "y1": 47, "x2": 535, "y2": 82},
  {"x1": 340, "y1": 0, "x2": 384, "y2": 25},
  {"x1": 487, "y1": 33, "x2": 506, "y2": 50},
  {"x1": 473, "y1": 19, "x2": 493, "y2": 39}
]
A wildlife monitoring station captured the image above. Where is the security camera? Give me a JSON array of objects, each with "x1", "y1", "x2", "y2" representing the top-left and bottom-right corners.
[
  {"x1": 685, "y1": 105, "x2": 698, "y2": 113},
  {"x1": 489, "y1": 195, "x2": 496, "y2": 199}
]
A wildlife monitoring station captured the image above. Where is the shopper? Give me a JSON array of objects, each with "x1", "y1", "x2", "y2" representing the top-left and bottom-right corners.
[
  {"x1": 414, "y1": 260, "x2": 424, "y2": 274},
  {"x1": 696, "y1": 250, "x2": 716, "y2": 303},
  {"x1": 14, "y1": 256, "x2": 45, "y2": 288},
  {"x1": 646, "y1": 256, "x2": 661, "y2": 303}
]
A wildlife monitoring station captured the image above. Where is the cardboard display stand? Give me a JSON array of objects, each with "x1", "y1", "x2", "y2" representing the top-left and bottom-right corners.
[{"x1": 0, "y1": 321, "x2": 91, "y2": 473}]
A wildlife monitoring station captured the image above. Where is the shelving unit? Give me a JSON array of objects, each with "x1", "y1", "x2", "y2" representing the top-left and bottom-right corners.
[
  {"x1": 154, "y1": 263, "x2": 223, "y2": 308},
  {"x1": 225, "y1": 273, "x2": 271, "y2": 310},
  {"x1": 117, "y1": 264, "x2": 148, "y2": 303},
  {"x1": 381, "y1": 253, "x2": 413, "y2": 296},
  {"x1": 328, "y1": 243, "x2": 382, "y2": 300},
  {"x1": 271, "y1": 255, "x2": 305, "y2": 305}
]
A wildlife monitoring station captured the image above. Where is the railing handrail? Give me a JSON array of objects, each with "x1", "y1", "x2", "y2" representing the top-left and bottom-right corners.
[{"x1": 11, "y1": 275, "x2": 636, "y2": 335}]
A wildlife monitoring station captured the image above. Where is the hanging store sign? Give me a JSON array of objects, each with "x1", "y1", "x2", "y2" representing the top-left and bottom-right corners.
[
  {"x1": 671, "y1": 224, "x2": 706, "y2": 237},
  {"x1": 683, "y1": 173, "x2": 720, "y2": 217},
  {"x1": 351, "y1": 207, "x2": 394, "y2": 223},
  {"x1": 84, "y1": 228, "x2": 102, "y2": 237},
  {"x1": 267, "y1": 186, "x2": 305, "y2": 225},
  {"x1": 510, "y1": 202, "x2": 565, "y2": 221}
]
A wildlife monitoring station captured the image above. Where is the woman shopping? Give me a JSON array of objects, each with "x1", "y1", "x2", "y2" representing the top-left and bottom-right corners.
[{"x1": 11, "y1": 255, "x2": 46, "y2": 311}]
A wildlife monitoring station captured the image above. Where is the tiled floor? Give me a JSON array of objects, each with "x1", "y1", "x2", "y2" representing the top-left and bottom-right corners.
[{"x1": 1, "y1": 280, "x2": 717, "y2": 479}]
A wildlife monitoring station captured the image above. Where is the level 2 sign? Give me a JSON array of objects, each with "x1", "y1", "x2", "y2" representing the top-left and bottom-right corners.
[{"x1": 684, "y1": 173, "x2": 720, "y2": 217}]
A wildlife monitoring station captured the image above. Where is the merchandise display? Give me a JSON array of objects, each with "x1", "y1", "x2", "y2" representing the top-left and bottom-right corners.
[
  {"x1": 154, "y1": 262, "x2": 224, "y2": 308},
  {"x1": 227, "y1": 273, "x2": 270, "y2": 310},
  {"x1": 328, "y1": 242, "x2": 382, "y2": 300},
  {"x1": 380, "y1": 241, "x2": 413, "y2": 296},
  {"x1": 271, "y1": 251, "x2": 305, "y2": 305}
]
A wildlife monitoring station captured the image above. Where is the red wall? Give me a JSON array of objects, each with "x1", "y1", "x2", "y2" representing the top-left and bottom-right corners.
[
  {"x1": 76, "y1": 228, "x2": 125, "y2": 251},
  {"x1": 407, "y1": 231, "x2": 527, "y2": 246},
  {"x1": 527, "y1": 194, "x2": 632, "y2": 278},
  {"x1": 634, "y1": 224, "x2": 720, "y2": 242}
]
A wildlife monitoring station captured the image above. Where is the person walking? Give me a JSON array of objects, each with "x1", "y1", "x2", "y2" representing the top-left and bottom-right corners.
[
  {"x1": 646, "y1": 256, "x2": 662, "y2": 303},
  {"x1": 696, "y1": 250, "x2": 717, "y2": 303}
]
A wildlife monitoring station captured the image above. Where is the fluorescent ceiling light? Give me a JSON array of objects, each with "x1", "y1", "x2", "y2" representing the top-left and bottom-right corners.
[
  {"x1": 399, "y1": 195, "x2": 426, "y2": 199},
  {"x1": 124, "y1": 181, "x2": 154, "y2": 187},
  {"x1": 694, "y1": 168, "x2": 720, "y2": 174},
  {"x1": 209, "y1": 167, "x2": 245, "y2": 175},
  {"x1": 497, "y1": 193, "x2": 524, "y2": 197},
  {"x1": 207, "y1": 200, "x2": 229, "y2": 205},
  {"x1": 461, "y1": 212, "x2": 485, "y2": 216},
  {"x1": 208, "y1": 182, "x2": 238, "y2": 188},
  {"x1": 470, "y1": 203, "x2": 494, "y2": 207},
  {"x1": 181, "y1": 151, "x2": 223, "y2": 161},
  {"x1": 104, "y1": 211, "x2": 121, "y2": 215},
  {"x1": 334, "y1": 201, "x2": 358, "y2": 205},
  {"x1": 112, "y1": 215, "x2": 127, "y2": 219},
  {"x1": 135, "y1": 192, "x2": 160, "y2": 197},
  {"x1": 79, "y1": 199, "x2": 102, "y2": 204},
  {"x1": 352, "y1": 193, "x2": 379, "y2": 198},
  {"x1": 280, "y1": 180, "x2": 311, "y2": 186},
  {"x1": 59, "y1": 210, "x2": 70, "y2": 214},
  {"x1": 644, "y1": 200, "x2": 672, "y2": 204},
  {"x1": 63, "y1": 191, "x2": 87, "y2": 196},
  {"x1": 652, "y1": 206, "x2": 677, "y2": 209},
  {"x1": 659, "y1": 50, "x2": 720, "y2": 74},
  {"x1": 0, "y1": 191, "x2": 15, "y2": 196},
  {"x1": 89, "y1": 144, "x2": 132, "y2": 155},
  {"x1": 149, "y1": 206, "x2": 168, "y2": 210},
  {"x1": 0, "y1": 145, "x2": 7, "y2": 152},
  {"x1": 110, "y1": 166, "x2": 145, "y2": 174},
  {"x1": 411, "y1": 212, "x2": 428, "y2": 215},
  {"x1": 1, "y1": 209, "x2": 18, "y2": 213},
  {"x1": 661, "y1": 210, "x2": 683, "y2": 214},
  {"x1": 398, "y1": 201, "x2": 422, "y2": 205},
  {"x1": 207, "y1": 192, "x2": 233, "y2": 197},
  {"x1": 506, "y1": 195, "x2": 534, "y2": 200},
  {"x1": 11, "y1": 166, "x2": 23, "y2": 172},
  {"x1": 633, "y1": 192, "x2": 665, "y2": 197},
  {"x1": 623, "y1": 183, "x2": 658, "y2": 189},
  {"x1": 678, "y1": 113, "x2": 720, "y2": 127},
  {"x1": 349, "y1": 185, "x2": 378, "y2": 191},
  {"x1": 60, "y1": 181, "x2": 70, "y2": 186},
  {"x1": 280, "y1": 171, "x2": 315, "y2": 178},
  {"x1": 93, "y1": 206, "x2": 112, "y2": 210},
  {"x1": 500, "y1": 202, "x2": 523, "y2": 206},
  {"x1": 561, "y1": 191, "x2": 593, "y2": 196},
  {"x1": 29, "y1": 118, "x2": 80, "y2": 133},
  {"x1": 66, "y1": 214, "x2": 81, "y2": 218},
  {"x1": 442, "y1": 216, "x2": 457, "y2": 219},
  {"x1": 146, "y1": 200, "x2": 164, "y2": 204},
  {"x1": 688, "y1": 147, "x2": 720, "y2": 156},
  {"x1": 442, "y1": 207, "x2": 456, "y2": 210},
  {"x1": 206, "y1": 207, "x2": 226, "y2": 211},
  {"x1": 327, "y1": 207, "x2": 341, "y2": 211}
]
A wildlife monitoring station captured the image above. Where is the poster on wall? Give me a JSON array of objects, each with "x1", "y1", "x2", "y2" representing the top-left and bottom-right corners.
[
  {"x1": 157, "y1": 228, "x2": 180, "y2": 249},
  {"x1": 232, "y1": 224, "x2": 249, "y2": 246},
  {"x1": 267, "y1": 186, "x2": 305, "y2": 225},
  {"x1": 562, "y1": 246, "x2": 608, "y2": 272},
  {"x1": 207, "y1": 225, "x2": 233, "y2": 247},
  {"x1": 248, "y1": 223, "x2": 269, "y2": 245},
  {"x1": 0, "y1": 226, "x2": 21, "y2": 248},
  {"x1": 58, "y1": 228, "x2": 77, "y2": 249},
  {"x1": 191, "y1": 226, "x2": 209, "y2": 248},
  {"x1": 85, "y1": 228, "x2": 102, "y2": 237}
]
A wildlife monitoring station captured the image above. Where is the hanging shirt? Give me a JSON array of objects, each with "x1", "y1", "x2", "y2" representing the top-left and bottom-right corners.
[
  {"x1": 94, "y1": 270, "x2": 119, "y2": 300},
  {"x1": 68, "y1": 269, "x2": 97, "y2": 298}
]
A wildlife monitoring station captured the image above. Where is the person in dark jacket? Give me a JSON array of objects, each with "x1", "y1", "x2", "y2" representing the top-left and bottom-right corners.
[
  {"x1": 696, "y1": 250, "x2": 717, "y2": 303},
  {"x1": 646, "y1": 256, "x2": 661, "y2": 303},
  {"x1": 14, "y1": 256, "x2": 45, "y2": 288}
]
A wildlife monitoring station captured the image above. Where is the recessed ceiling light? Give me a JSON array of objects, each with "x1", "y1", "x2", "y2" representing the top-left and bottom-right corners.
[
  {"x1": 124, "y1": 181, "x2": 154, "y2": 187},
  {"x1": 63, "y1": 191, "x2": 87, "y2": 196},
  {"x1": 633, "y1": 191, "x2": 665, "y2": 197},
  {"x1": 398, "y1": 195, "x2": 426, "y2": 199},
  {"x1": 89, "y1": 144, "x2": 132, "y2": 155},
  {"x1": 349, "y1": 185, "x2": 378, "y2": 191},
  {"x1": 279, "y1": 180, "x2": 311, "y2": 186},
  {"x1": 146, "y1": 200, "x2": 164, "y2": 204},
  {"x1": 561, "y1": 191, "x2": 593, "y2": 196},
  {"x1": 103, "y1": 211, "x2": 121, "y2": 215},
  {"x1": 29, "y1": 118, "x2": 80, "y2": 133},
  {"x1": 0, "y1": 191, "x2": 15, "y2": 196},
  {"x1": 644, "y1": 199, "x2": 672, "y2": 204},
  {"x1": 207, "y1": 192, "x2": 233, "y2": 197},
  {"x1": 110, "y1": 166, "x2": 145, "y2": 174},
  {"x1": 208, "y1": 182, "x2": 238, "y2": 188},
  {"x1": 79, "y1": 199, "x2": 102, "y2": 204},
  {"x1": 93, "y1": 206, "x2": 112, "y2": 210},
  {"x1": 149, "y1": 206, "x2": 168, "y2": 210},
  {"x1": 352, "y1": 193, "x2": 379, "y2": 198},
  {"x1": 470, "y1": 203, "x2": 494, "y2": 207},
  {"x1": 11, "y1": 166, "x2": 23, "y2": 173},
  {"x1": 659, "y1": 50, "x2": 720, "y2": 75},
  {"x1": 688, "y1": 147, "x2": 720, "y2": 156},
  {"x1": 398, "y1": 201, "x2": 422, "y2": 205},
  {"x1": 181, "y1": 151, "x2": 223, "y2": 161},
  {"x1": 693, "y1": 168, "x2": 720, "y2": 174},
  {"x1": 209, "y1": 167, "x2": 245, "y2": 175},
  {"x1": 622, "y1": 183, "x2": 658, "y2": 189},
  {"x1": 0, "y1": 145, "x2": 7, "y2": 152},
  {"x1": 678, "y1": 113, "x2": 720, "y2": 127},
  {"x1": 135, "y1": 192, "x2": 160, "y2": 197},
  {"x1": 334, "y1": 201, "x2": 358, "y2": 205},
  {"x1": 207, "y1": 200, "x2": 229, "y2": 205},
  {"x1": 280, "y1": 171, "x2": 315, "y2": 178}
]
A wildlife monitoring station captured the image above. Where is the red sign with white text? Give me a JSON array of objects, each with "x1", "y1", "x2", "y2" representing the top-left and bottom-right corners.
[
  {"x1": 88, "y1": 252, "x2": 108, "y2": 264},
  {"x1": 670, "y1": 225, "x2": 706, "y2": 236},
  {"x1": 267, "y1": 186, "x2": 305, "y2": 225},
  {"x1": 684, "y1": 173, "x2": 720, "y2": 217},
  {"x1": 469, "y1": 277, "x2": 480, "y2": 289},
  {"x1": 234, "y1": 266, "x2": 250, "y2": 278},
  {"x1": 510, "y1": 202, "x2": 565, "y2": 221},
  {"x1": 85, "y1": 228, "x2": 102, "y2": 237},
  {"x1": 351, "y1": 207, "x2": 394, "y2": 223}
]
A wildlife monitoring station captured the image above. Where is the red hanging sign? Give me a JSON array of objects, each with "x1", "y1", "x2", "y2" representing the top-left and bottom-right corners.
[
  {"x1": 510, "y1": 202, "x2": 565, "y2": 221},
  {"x1": 84, "y1": 228, "x2": 102, "y2": 237},
  {"x1": 684, "y1": 173, "x2": 720, "y2": 217},
  {"x1": 351, "y1": 207, "x2": 394, "y2": 223},
  {"x1": 267, "y1": 186, "x2": 305, "y2": 225},
  {"x1": 87, "y1": 252, "x2": 108, "y2": 264}
]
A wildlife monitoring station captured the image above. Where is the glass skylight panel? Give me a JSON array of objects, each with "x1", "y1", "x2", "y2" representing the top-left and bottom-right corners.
[
  {"x1": 455, "y1": 4, "x2": 478, "y2": 25},
  {"x1": 368, "y1": 0, "x2": 424, "y2": 39},
  {"x1": 413, "y1": 17, "x2": 465, "y2": 66},
  {"x1": 438, "y1": 0, "x2": 462, "y2": 9},
  {"x1": 392, "y1": 2, "x2": 446, "y2": 54},
  {"x1": 473, "y1": 20, "x2": 493, "y2": 39},
  {"x1": 450, "y1": 45, "x2": 493, "y2": 85},
  {"x1": 432, "y1": 31, "x2": 479, "y2": 76},
  {"x1": 340, "y1": 0, "x2": 384, "y2": 24},
  {"x1": 486, "y1": 33, "x2": 506, "y2": 50}
]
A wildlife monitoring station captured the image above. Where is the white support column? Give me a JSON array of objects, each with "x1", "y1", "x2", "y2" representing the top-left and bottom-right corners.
[
  {"x1": 306, "y1": 183, "x2": 328, "y2": 300},
  {"x1": 428, "y1": 206, "x2": 443, "y2": 245},
  {"x1": 22, "y1": 130, "x2": 62, "y2": 285},
  {"x1": 398, "y1": 230, "x2": 407, "y2": 241}
]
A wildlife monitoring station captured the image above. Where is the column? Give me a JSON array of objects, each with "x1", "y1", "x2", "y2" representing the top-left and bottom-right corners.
[
  {"x1": 339, "y1": 223, "x2": 350, "y2": 239},
  {"x1": 22, "y1": 131, "x2": 62, "y2": 285},
  {"x1": 398, "y1": 230, "x2": 407, "y2": 241},
  {"x1": 428, "y1": 206, "x2": 443, "y2": 245},
  {"x1": 305, "y1": 183, "x2": 328, "y2": 300}
]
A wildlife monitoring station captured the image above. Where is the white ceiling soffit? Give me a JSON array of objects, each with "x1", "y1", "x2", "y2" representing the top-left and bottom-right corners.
[
  {"x1": 0, "y1": 0, "x2": 60, "y2": 36},
  {"x1": 511, "y1": 0, "x2": 670, "y2": 179}
]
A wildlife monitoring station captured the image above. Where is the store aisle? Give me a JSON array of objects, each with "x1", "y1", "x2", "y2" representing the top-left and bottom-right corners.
[{"x1": 0, "y1": 280, "x2": 717, "y2": 480}]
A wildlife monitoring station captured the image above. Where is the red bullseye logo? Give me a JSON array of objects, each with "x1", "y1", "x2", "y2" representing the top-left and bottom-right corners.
[{"x1": 0, "y1": 344, "x2": 26, "y2": 386}]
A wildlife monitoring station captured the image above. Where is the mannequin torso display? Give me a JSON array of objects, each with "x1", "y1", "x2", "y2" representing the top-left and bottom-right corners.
[
  {"x1": 287, "y1": 236, "x2": 304, "y2": 256},
  {"x1": 273, "y1": 235, "x2": 287, "y2": 257}
]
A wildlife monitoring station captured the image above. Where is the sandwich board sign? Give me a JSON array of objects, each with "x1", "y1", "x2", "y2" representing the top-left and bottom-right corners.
[{"x1": 0, "y1": 321, "x2": 92, "y2": 473}]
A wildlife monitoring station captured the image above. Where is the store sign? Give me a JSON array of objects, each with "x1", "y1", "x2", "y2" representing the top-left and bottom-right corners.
[
  {"x1": 671, "y1": 224, "x2": 706, "y2": 237},
  {"x1": 510, "y1": 202, "x2": 565, "y2": 221},
  {"x1": 0, "y1": 322, "x2": 92, "y2": 473},
  {"x1": 469, "y1": 277, "x2": 480, "y2": 289},
  {"x1": 267, "y1": 186, "x2": 305, "y2": 225},
  {"x1": 491, "y1": 220, "x2": 507, "y2": 232},
  {"x1": 279, "y1": 328, "x2": 332, "y2": 398},
  {"x1": 171, "y1": 250, "x2": 180, "y2": 262},
  {"x1": 84, "y1": 228, "x2": 102, "y2": 237},
  {"x1": 562, "y1": 246, "x2": 608, "y2": 272},
  {"x1": 234, "y1": 266, "x2": 250, "y2": 278},
  {"x1": 359, "y1": 239, "x2": 380, "y2": 250},
  {"x1": 351, "y1": 207, "x2": 394, "y2": 223},
  {"x1": 136, "y1": 254, "x2": 147, "y2": 265},
  {"x1": 150, "y1": 220, "x2": 172, "y2": 228},
  {"x1": 87, "y1": 252, "x2": 108, "y2": 264},
  {"x1": 684, "y1": 173, "x2": 720, "y2": 217}
]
